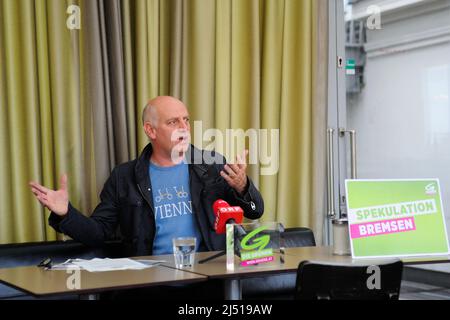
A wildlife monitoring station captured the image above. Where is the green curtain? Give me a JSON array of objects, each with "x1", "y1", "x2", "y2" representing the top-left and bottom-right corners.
[
  {"x1": 0, "y1": 0, "x2": 90, "y2": 242},
  {"x1": 0, "y1": 0, "x2": 328, "y2": 244},
  {"x1": 123, "y1": 0, "x2": 328, "y2": 236},
  {"x1": 0, "y1": 0, "x2": 134, "y2": 243}
]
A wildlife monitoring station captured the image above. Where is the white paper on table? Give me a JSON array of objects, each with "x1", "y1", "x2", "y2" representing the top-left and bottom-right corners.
[
  {"x1": 134, "y1": 259, "x2": 167, "y2": 267},
  {"x1": 50, "y1": 259, "x2": 86, "y2": 270},
  {"x1": 70, "y1": 258, "x2": 163, "y2": 272}
]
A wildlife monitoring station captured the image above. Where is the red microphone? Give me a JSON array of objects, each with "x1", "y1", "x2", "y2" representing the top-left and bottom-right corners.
[{"x1": 213, "y1": 199, "x2": 244, "y2": 234}]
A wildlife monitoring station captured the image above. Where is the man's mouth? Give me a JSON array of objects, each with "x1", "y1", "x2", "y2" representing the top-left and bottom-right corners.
[
  {"x1": 173, "y1": 134, "x2": 189, "y2": 144},
  {"x1": 171, "y1": 130, "x2": 190, "y2": 144}
]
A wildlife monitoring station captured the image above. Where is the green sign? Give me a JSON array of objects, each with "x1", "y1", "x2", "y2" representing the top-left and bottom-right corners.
[
  {"x1": 346, "y1": 179, "x2": 449, "y2": 258},
  {"x1": 346, "y1": 59, "x2": 356, "y2": 69},
  {"x1": 239, "y1": 226, "x2": 274, "y2": 266},
  {"x1": 346, "y1": 59, "x2": 356, "y2": 75}
]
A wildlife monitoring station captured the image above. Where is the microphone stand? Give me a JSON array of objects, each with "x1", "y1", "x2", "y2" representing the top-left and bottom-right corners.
[
  {"x1": 198, "y1": 226, "x2": 245, "y2": 264},
  {"x1": 199, "y1": 209, "x2": 245, "y2": 264},
  {"x1": 198, "y1": 250, "x2": 226, "y2": 264}
]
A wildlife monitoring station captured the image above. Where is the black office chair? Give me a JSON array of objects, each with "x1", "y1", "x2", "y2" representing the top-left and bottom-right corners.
[
  {"x1": 295, "y1": 260, "x2": 403, "y2": 300},
  {"x1": 282, "y1": 227, "x2": 316, "y2": 248}
]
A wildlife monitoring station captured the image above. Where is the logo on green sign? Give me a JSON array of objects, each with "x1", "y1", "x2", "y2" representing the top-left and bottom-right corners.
[
  {"x1": 241, "y1": 226, "x2": 270, "y2": 251},
  {"x1": 239, "y1": 226, "x2": 274, "y2": 263}
]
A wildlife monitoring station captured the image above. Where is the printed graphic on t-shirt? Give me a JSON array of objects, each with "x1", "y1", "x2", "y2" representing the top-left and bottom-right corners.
[
  {"x1": 154, "y1": 186, "x2": 192, "y2": 219},
  {"x1": 149, "y1": 162, "x2": 202, "y2": 255}
]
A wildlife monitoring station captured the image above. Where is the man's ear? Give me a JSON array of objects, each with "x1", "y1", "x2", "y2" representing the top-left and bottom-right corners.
[{"x1": 144, "y1": 122, "x2": 156, "y2": 140}]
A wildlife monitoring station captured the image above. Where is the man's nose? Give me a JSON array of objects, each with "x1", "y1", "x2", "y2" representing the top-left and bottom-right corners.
[{"x1": 179, "y1": 120, "x2": 188, "y2": 130}]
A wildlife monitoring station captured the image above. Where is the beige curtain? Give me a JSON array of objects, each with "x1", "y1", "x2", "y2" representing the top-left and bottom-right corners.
[{"x1": 0, "y1": 0, "x2": 328, "y2": 244}]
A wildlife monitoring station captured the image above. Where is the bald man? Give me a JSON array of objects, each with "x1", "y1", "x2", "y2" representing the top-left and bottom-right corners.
[{"x1": 30, "y1": 96, "x2": 264, "y2": 256}]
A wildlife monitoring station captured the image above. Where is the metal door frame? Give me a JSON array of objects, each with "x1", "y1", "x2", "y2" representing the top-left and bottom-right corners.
[{"x1": 326, "y1": 0, "x2": 350, "y2": 245}]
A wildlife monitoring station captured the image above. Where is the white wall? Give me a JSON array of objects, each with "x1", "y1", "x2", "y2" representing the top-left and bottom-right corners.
[{"x1": 347, "y1": 0, "x2": 450, "y2": 272}]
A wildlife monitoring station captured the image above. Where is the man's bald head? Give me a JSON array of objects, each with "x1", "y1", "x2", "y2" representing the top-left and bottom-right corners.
[
  {"x1": 142, "y1": 96, "x2": 191, "y2": 164},
  {"x1": 142, "y1": 103, "x2": 158, "y2": 127},
  {"x1": 142, "y1": 96, "x2": 187, "y2": 128}
]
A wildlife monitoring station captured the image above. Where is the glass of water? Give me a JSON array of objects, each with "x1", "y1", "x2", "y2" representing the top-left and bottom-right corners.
[{"x1": 172, "y1": 237, "x2": 196, "y2": 268}]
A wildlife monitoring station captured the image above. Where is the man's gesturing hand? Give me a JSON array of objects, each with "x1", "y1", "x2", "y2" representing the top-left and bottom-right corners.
[
  {"x1": 220, "y1": 150, "x2": 249, "y2": 195},
  {"x1": 29, "y1": 174, "x2": 69, "y2": 216}
]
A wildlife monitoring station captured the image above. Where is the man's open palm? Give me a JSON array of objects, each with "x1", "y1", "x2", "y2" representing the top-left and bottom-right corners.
[{"x1": 29, "y1": 174, "x2": 69, "y2": 216}]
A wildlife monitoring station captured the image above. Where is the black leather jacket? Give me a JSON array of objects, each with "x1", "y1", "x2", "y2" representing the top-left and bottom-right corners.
[{"x1": 49, "y1": 144, "x2": 264, "y2": 256}]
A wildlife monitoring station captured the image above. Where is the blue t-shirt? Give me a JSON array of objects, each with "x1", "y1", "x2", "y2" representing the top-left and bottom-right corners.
[{"x1": 149, "y1": 161, "x2": 202, "y2": 255}]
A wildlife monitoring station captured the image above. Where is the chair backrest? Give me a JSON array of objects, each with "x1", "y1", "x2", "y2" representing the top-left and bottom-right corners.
[
  {"x1": 282, "y1": 227, "x2": 316, "y2": 248},
  {"x1": 295, "y1": 260, "x2": 403, "y2": 300}
]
